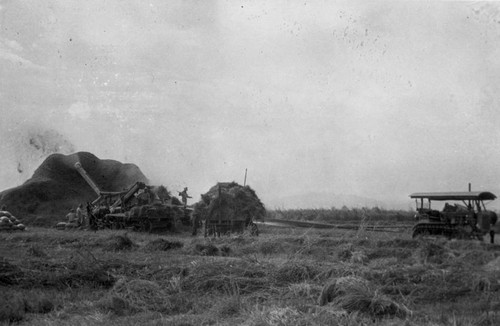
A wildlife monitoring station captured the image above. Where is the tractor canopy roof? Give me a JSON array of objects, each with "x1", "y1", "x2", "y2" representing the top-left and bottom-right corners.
[{"x1": 409, "y1": 191, "x2": 496, "y2": 201}]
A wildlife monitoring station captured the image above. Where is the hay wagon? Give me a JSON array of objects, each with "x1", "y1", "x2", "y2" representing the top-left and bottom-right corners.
[{"x1": 194, "y1": 182, "x2": 264, "y2": 237}]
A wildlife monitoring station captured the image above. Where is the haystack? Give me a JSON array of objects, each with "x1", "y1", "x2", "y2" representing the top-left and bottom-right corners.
[
  {"x1": 318, "y1": 276, "x2": 411, "y2": 318},
  {"x1": 0, "y1": 152, "x2": 149, "y2": 225},
  {"x1": 192, "y1": 182, "x2": 266, "y2": 224}
]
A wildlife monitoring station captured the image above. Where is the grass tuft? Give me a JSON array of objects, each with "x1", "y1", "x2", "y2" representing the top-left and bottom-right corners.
[
  {"x1": 110, "y1": 278, "x2": 170, "y2": 313},
  {"x1": 319, "y1": 276, "x2": 411, "y2": 318},
  {"x1": 96, "y1": 295, "x2": 133, "y2": 316},
  {"x1": 209, "y1": 295, "x2": 241, "y2": 318},
  {"x1": 0, "y1": 259, "x2": 23, "y2": 285},
  {"x1": 415, "y1": 240, "x2": 452, "y2": 264},
  {"x1": 0, "y1": 293, "x2": 25, "y2": 323},
  {"x1": 144, "y1": 238, "x2": 183, "y2": 251},
  {"x1": 0, "y1": 290, "x2": 55, "y2": 323},
  {"x1": 272, "y1": 260, "x2": 319, "y2": 285},
  {"x1": 193, "y1": 243, "x2": 220, "y2": 256},
  {"x1": 182, "y1": 258, "x2": 270, "y2": 294},
  {"x1": 26, "y1": 244, "x2": 48, "y2": 258},
  {"x1": 350, "y1": 251, "x2": 368, "y2": 264},
  {"x1": 103, "y1": 233, "x2": 137, "y2": 251}
]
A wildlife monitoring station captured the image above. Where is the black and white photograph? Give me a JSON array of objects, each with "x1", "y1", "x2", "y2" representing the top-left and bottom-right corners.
[{"x1": 1, "y1": 1, "x2": 500, "y2": 325}]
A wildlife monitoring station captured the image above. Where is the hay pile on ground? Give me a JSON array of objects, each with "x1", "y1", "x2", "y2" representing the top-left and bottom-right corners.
[
  {"x1": 415, "y1": 240, "x2": 453, "y2": 264},
  {"x1": 0, "y1": 289, "x2": 55, "y2": 322},
  {"x1": 484, "y1": 256, "x2": 500, "y2": 272},
  {"x1": 0, "y1": 259, "x2": 23, "y2": 285},
  {"x1": 0, "y1": 294, "x2": 25, "y2": 323},
  {"x1": 182, "y1": 258, "x2": 270, "y2": 294},
  {"x1": 272, "y1": 260, "x2": 319, "y2": 285},
  {"x1": 193, "y1": 243, "x2": 220, "y2": 256},
  {"x1": 318, "y1": 276, "x2": 411, "y2": 318},
  {"x1": 144, "y1": 238, "x2": 183, "y2": 251},
  {"x1": 102, "y1": 233, "x2": 137, "y2": 251},
  {"x1": 107, "y1": 278, "x2": 170, "y2": 313},
  {"x1": 2, "y1": 253, "x2": 116, "y2": 290},
  {"x1": 193, "y1": 182, "x2": 266, "y2": 224},
  {"x1": 22, "y1": 258, "x2": 117, "y2": 289},
  {"x1": 364, "y1": 262, "x2": 481, "y2": 303}
]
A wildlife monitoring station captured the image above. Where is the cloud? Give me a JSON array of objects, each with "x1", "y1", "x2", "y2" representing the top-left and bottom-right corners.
[
  {"x1": 4, "y1": 39, "x2": 23, "y2": 52},
  {"x1": 0, "y1": 37, "x2": 44, "y2": 70},
  {"x1": 68, "y1": 102, "x2": 92, "y2": 120}
]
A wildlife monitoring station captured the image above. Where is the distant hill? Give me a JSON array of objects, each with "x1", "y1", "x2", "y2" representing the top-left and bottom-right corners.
[
  {"x1": 265, "y1": 192, "x2": 389, "y2": 210},
  {"x1": 0, "y1": 152, "x2": 148, "y2": 224}
]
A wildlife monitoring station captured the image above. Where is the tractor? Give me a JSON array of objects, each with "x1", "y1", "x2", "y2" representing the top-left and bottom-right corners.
[{"x1": 410, "y1": 191, "x2": 497, "y2": 241}]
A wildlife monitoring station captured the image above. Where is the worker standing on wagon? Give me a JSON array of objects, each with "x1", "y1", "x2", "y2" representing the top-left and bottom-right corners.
[
  {"x1": 137, "y1": 187, "x2": 153, "y2": 205},
  {"x1": 179, "y1": 187, "x2": 192, "y2": 208}
]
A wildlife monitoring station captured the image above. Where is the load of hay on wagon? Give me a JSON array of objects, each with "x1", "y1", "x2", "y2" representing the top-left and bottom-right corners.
[{"x1": 192, "y1": 182, "x2": 265, "y2": 237}]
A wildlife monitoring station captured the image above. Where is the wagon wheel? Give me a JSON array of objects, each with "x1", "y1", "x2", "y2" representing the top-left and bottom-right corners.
[
  {"x1": 249, "y1": 222, "x2": 259, "y2": 236},
  {"x1": 141, "y1": 220, "x2": 153, "y2": 233},
  {"x1": 104, "y1": 220, "x2": 113, "y2": 230}
]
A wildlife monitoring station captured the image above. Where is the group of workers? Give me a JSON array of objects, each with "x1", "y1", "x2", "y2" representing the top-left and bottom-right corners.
[{"x1": 56, "y1": 204, "x2": 87, "y2": 229}]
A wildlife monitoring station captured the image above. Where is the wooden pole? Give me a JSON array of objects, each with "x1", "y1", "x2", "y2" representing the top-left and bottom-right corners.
[
  {"x1": 244, "y1": 168, "x2": 248, "y2": 186},
  {"x1": 468, "y1": 183, "x2": 471, "y2": 209}
]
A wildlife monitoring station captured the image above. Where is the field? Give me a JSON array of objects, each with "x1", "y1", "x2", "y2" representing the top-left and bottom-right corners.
[{"x1": 1, "y1": 217, "x2": 500, "y2": 326}]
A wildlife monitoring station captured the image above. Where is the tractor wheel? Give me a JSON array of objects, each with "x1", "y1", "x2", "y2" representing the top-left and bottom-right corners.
[{"x1": 412, "y1": 227, "x2": 430, "y2": 239}]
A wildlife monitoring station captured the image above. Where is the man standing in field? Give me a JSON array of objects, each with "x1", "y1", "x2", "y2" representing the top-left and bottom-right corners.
[
  {"x1": 76, "y1": 204, "x2": 85, "y2": 227},
  {"x1": 86, "y1": 202, "x2": 98, "y2": 231}
]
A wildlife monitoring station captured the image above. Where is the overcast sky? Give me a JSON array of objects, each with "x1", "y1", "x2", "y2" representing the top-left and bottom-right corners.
[{"x1": 1, "y1": 1, "x2": 500, "y2": 209}]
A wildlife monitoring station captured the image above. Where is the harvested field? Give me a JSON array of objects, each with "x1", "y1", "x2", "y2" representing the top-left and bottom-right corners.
[{"x1": 1, "y1": 223, "x2": 500, "y2": 325}]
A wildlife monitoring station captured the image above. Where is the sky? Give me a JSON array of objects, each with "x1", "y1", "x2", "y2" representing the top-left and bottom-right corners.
[{"x1": 1, "y1": 0, "x2": 500, "y2": 209}]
